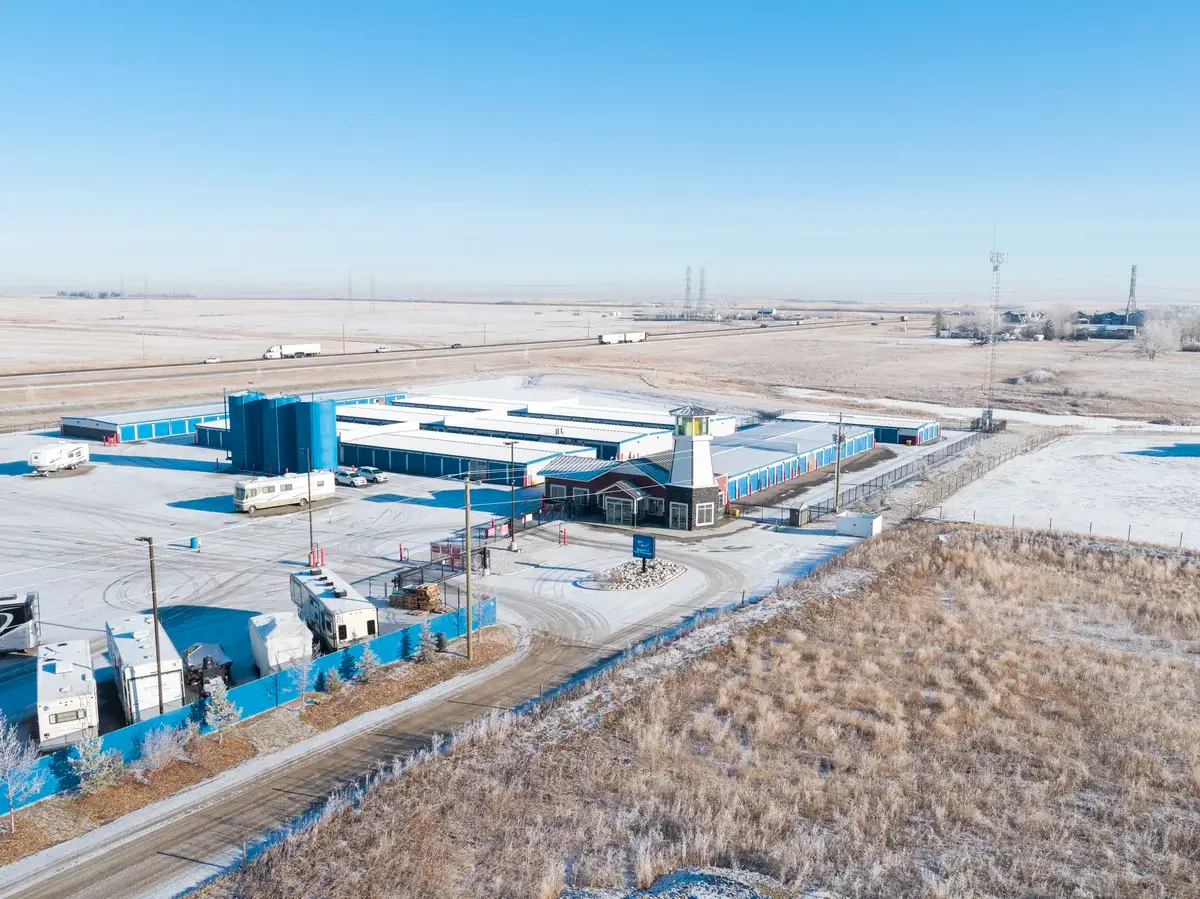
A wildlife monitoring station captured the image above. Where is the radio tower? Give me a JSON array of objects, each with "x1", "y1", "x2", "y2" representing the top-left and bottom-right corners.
[
  {"x1": 1124, "y1": 264, "x2": 1138, "y2": 324},
  {"x1": 683, "y1": 266, "x2": 693, "y2": 319},
  {"x1": 981, "y1": 230, "x2": 1007, "y2": 432}
]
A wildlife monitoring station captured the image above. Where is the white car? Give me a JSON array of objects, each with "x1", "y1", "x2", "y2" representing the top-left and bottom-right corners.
[
  {"x1": 334, "y1": 468, "x2": 367, "y2": 488},
  {"x1": 202, "y1": 357, "x2": 221, "y2": 364},
  {"x1": 356, "y1": 466, "x2": 389, "y2": 484},
  {"x1": 374, "y1": 346, "x2": 392, "y2": 353}
]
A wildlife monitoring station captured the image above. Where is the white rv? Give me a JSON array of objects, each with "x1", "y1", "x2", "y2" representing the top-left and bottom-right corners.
[
  {"x1": 105, "y1": 614, "x2": 185, "y2": 724},
  {"x1": 248, "y1": 611, "x2": 313, "y2": 676},
  {"x1": 29, "y1": 442, "x2": 89, "y2": 476},
  {"x1": 0, "y1": 592, "x2": 40, "y2": 654},
  {"x1": 289, "y1": 567, "x2": 379, "y2": 652},
  {"x1": 36, "y1": 640, "x2": 99, "y2": 752},
  {"x1": 233, "y1": 470, "x2": 335, "y2": 514}
]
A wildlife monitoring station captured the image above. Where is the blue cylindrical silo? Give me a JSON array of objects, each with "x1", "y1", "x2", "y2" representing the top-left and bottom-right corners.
[
  {"x1": 228, "y1": 391, "x2": 265, "y2": 471},
  {"x1": 295, "y1": 400, "x2": 337, "y2": 472},
  {"x1": 260, "y1": 395, "x2": 300, "y2": 474}
]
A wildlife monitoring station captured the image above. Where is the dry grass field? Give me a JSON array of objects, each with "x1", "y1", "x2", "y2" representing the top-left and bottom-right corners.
[{"x1": 200, "y1": 524, "x2": 1200, "y2": 899}]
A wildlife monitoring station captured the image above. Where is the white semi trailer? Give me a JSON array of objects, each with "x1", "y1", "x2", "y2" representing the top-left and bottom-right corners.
[
  {"x1": 289, "y1": 567, "x2": 379, "y2": 652},
  {"x1": 597, "y1": 332, "x2": 647, "y2": 345},
  {"x1": 262, "y1": 343, "x2": 321, "y2": 359},
  {"x1": 28, "y1": 442, "x2": 89, "y2": 475},
  {"x1": 105, "y1": 614, "x2": 185, "y2": 724},
  {"x1": 36, "y1": 640, "x2": 99, "y2": 752}
]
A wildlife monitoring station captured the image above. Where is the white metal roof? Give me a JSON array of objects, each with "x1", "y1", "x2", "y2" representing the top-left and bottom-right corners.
[
  {"x1": 518, "y1": 402, "x2": 737, "y2": 430},
  {"x1": 710, "y1": 420, "x2": 874, "y2": 479},
  {"x1": 341, "y1": 429, "x2": 596, "y2": 465},
  {"x1": 36, "y1": 640, "x2": 95, "y2": 702},
  {"x1": 249, "y1": 611, "x2": 311, "y2": 644},
  {"x1": 438, "y1": 413, "x2": 668, "y2": 445},
  {"x1": 779, "y1": 409, "x2": 938, "y2": 430},
  {"x1": 105, "y1": 614, "x2": 183, "y2": 675},
  {"x1": 390, "y1": 394, "x2": 525, "y2": 413},
  {"x1": 64, "y1": 402, "x2": 227, "y2": 428},
  {"x1": 334, "y1": 404, "x2": 446, "y2": 425},
  {"x1": 291, "y1": 567, "x2": 377, "y2": 616}
]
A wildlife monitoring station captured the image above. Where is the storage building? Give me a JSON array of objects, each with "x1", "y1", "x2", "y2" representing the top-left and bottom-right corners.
[
  {"x1": 340, "y1": 430, "x2": 595, "y2": 485},
  {"x1": 512, "y1": 400, "x2": 739, "y2": 436},
  {"x1": 714, "y1": 419, "x2": 874, "y2": 501},
  {"x1": 389, "y1": 395, "x2": 525, "y2": 414},
  {"x1": 61, "y1": 403, "x2": 227, "y2": 442},
  {"x1": 779, "y1": 410, "x2": 940, "y2": 445},
  {"x1": 426, "y1": 413, "x2": 674, "y2": 460}
]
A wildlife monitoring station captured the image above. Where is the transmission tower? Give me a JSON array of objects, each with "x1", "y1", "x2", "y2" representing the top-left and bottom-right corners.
[
  {"x1": 1125, "y1": 264, "x2": 1138, "y2": 323},
  {"x1": 981, "y1": 233, "x2": 1007, "y2": 432},
  {"x1": 683, "y1": 266, "x2": 692, "y2": 319},
  {"x1": 697, "y1": 267, "x2": 707, "y2": 308}
]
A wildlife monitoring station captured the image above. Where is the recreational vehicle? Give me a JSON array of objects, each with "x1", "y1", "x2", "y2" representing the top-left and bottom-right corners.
[
  {"x1": 36, "y1": 640, "x2": 99, "y2": 752},
  {"x1": 28, "y1": 442, "x2": 88, "y2": 476},
  {"x1": 233, "y1": 470, "x2": 335, "y2": 514},
  {"x1": 105, "y1": 614, "x2": 186, "y2": 724},
  {"x1": 289, "y1": 567, "x2": 379, "y2": 652},
  {"x1": 0, "y1": 592, "x2": 40, "y2": 654}
]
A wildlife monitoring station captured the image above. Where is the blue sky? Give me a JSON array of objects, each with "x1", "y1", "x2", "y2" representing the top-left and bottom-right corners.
[{"x1": 2, "y1": 2, "x2": 1197, "y2": 303}]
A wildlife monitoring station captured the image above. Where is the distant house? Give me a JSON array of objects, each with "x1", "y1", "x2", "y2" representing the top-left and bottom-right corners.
[{"x1": 1001, "y1": 309, "x2": 1043, "y2": 324}]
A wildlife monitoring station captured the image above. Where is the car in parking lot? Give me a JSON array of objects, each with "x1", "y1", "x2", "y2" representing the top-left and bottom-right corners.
[
  {"x1": 334, "y1": 468, "x2": 367, "y2": 488},
  {"x1": 356, "y1": 466, "x2": 389, "y2": 484}
]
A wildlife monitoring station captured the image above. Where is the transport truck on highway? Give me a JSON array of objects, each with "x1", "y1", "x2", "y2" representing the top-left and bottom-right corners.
[
  {"x1": 289, "y1": 567, "x2": 379, "y2": 652},
  {"x1": 262, "y1": 343, "x2": 321, "y2": 359},
  {"x1": 0, "y1": 591, "x2": 41, "y2": 654},
  {"x1": 234, "y1": 470, "x2": 335, "y2": 514},
  {"x1": 597, "y1": 331, "x2": 647, "y2": 345},
  {"x1": 28, "y1": 442, "x2": 89, "y2": 476},
  {"x1": 36, "y1": 640, "x2": 99, "y2": 752},
  {"x1": 105, "y1": 613, "x2": 185, "y2": 724}
]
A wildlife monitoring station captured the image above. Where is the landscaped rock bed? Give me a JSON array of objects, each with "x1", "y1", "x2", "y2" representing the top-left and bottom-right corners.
[{"x1": 599, "y1": 558, "x2": 685, "y2": 590}]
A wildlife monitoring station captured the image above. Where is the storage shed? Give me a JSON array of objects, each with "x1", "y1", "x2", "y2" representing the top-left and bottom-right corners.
[
  {"x1": 61, "y1": 403, "x2": 227, "y2": 442},
  {"x1": 512, "y1": 401, "x2": 739, "y2": 436},
  {"x1": 779, "y1": 410, "x2": 940, "y2": 445}
]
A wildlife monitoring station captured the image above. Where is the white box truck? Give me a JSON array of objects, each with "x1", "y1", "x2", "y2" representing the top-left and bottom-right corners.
[
  {"x1": 289, "y1": 567, "x2": 379, "y2": 652},
  {"x1": 28, "y1": 442, "x2": 89, "y2": 476},
  {"x1": 105, "y1": 614, "x2": 185, "y2": 724},
  {"x1": 36, "y1": 640, "x2": 99, "y2": 752},
  {"x1": 234, "y1": 470, "x2": 335, "y2": 514},
  {"x1": 262, "y1": 343, "x2": 321, "y2": 359},
  {"x1": 248, "y1": 611, "x2": 313, "y2": 676}
]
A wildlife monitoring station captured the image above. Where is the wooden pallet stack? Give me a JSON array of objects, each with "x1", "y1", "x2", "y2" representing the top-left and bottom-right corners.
[{"x1": 388, "y1": 582, "x2": 442, "y2": 612}]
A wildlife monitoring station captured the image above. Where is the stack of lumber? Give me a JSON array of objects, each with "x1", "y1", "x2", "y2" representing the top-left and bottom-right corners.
[{"x1": 388, "y1": 582, "x2": 442, "y2": 612}]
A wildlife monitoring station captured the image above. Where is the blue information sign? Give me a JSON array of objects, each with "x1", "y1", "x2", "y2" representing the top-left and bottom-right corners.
[{"x1": 632, "y1": 534, "x2": 656, "y2": 560}]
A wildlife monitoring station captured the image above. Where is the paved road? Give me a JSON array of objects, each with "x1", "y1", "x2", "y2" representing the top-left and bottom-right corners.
[{"x1": 0, "y1": 529, "x2": 746, "y2": 899}]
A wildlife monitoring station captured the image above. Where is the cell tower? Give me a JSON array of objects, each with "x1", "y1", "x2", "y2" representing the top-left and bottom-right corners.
[
  {"x1": 981, "y1": 230, "x2": 1007, "y2": 432},
  {"x1": 1125, "y1": 264, "x2": 1138, "y2": 324},
  {"x1": 683, "y1": 266, "x2": 693, "y2": 318}
]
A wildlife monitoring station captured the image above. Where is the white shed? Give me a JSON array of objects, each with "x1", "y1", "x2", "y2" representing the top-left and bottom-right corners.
[{"x1": 248, "y1": 611, "x2": 313, "y2": 677}]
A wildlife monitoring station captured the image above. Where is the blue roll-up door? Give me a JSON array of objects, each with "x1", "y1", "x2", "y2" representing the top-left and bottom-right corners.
[
  {"x1": 152, "y1": 421, "x2": 169, "y2": 437},
  {"x1": 120, "y1": 425, "x2": 136, "y2": 442},
  {"x1": 136, "y1": 423, "x2": 152, "y2": 440},
  {"x1": 170, "y1": 419, "x2": 187, "y2": 435}
]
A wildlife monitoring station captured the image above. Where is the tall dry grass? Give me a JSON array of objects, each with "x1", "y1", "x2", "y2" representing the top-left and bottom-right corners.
[{"x1": 202, "y1": 525, "x2": 1200, "y2": 899}]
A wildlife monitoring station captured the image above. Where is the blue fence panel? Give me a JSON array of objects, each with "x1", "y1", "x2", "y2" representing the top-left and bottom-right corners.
[{"x1": 0, "y1": 598, "x2": 499, "y2": 815}]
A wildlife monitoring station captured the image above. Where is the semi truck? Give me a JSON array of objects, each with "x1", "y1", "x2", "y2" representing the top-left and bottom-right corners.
[
  {"x1": 105, "y1": 614, "x2": 185, "y2": 724},
  {"x1": 0, "y1": 592, "x2": 41, "y2": 654},
  {"x1": 262, "y1": 343, "x2": 321, "y2": 359},
  {"x1": 36, "y1": 640, "x2": 99, "y2": 752},
  {"x1": 597, "y1": 332, "x2": 647, "y2": 345},
  {"x1": 28, "y1": 442, "x2": 89, "y2": 476},
  {"x1": 289, "y1": 567, "x2": 379, "y2": 652},
  {"x1": 233, "y1": 470, "x2": 336, "y2": 514}
]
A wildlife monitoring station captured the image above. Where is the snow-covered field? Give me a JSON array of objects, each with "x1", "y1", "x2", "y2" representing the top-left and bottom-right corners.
[{"x1": 936, "y1": 434, "x2": 1200, "y2": 548}]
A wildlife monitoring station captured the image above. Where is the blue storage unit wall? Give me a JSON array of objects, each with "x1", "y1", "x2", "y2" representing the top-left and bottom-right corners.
[{"x1": 195, "y1": 423, "x2": 230, "y2": 450}]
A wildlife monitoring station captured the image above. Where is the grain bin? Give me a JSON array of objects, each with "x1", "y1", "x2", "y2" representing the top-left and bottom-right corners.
[
  {"x1": 295, "y1": 400, "x2": 337, "y2": 472},
  {"x1": 227, "y1": 391, "x2": 265, "y2": 472}
]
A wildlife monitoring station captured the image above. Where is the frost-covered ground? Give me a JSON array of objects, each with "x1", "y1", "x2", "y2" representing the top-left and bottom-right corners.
[
  {"x1": 936, "y1": 434, "x2": 1200, "y2": 548},
  {"x1": 563, "y1": 867, "x2": 828, "y2": 898}
]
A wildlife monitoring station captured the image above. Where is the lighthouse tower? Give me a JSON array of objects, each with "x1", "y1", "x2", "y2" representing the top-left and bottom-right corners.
[{"x1": 666, "y1": 405, "x2": 721, "y2": 529}]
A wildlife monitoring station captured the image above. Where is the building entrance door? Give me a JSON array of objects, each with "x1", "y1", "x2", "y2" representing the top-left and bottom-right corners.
[
  {"x1": 669, "y1": 501, "x2": 689, "y2": 530},
  {"x1": 605, "y1": 497, "x2": 634, "y2": 526}
]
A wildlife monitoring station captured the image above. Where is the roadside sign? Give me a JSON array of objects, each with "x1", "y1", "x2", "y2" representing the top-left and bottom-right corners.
[{"x1": 632, "y1": 534, "x2": 656, "y2": 560}]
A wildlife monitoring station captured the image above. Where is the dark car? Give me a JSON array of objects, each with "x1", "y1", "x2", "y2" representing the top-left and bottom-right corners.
[{"x1": 450, "y1": 342, "x2": 462, "y2": 349}]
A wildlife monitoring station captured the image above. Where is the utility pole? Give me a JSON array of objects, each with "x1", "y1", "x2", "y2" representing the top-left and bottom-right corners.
[
  {"x1": 301, "y1": 448, "x2": 314, "y2": 556},
  {"x1": 342, "y1": 324, "x2": 346, "y2": 355},
  {"x1": 463, "y1": 476, "x2": 474, "y2": 661},
  {"x1": 506, "y1": 441, "x2": 517, "y2": 550},
  {"x1": 832, "y1": 413, "x2": 845, "y2": 513},
  {"x1": 135, "y1": 537, "x2": 166, "y2": 716}
]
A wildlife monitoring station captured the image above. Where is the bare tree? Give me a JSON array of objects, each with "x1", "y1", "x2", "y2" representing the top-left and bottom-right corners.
[
  {"x1": 288, "y1": 651, "x2": 318, "y2": 716},
  {"x1": 69, "y1": 733, "x2": 123, "y2": 794},
  {"x1": 0, "y1": 713, "x2": 46, "y2": 834},
  {"x1": 1136, "y1": 321, "x2": 1179, "y2": 361},
  {"x1": 204, "y1": 680, "x2": 241, "y2": 743}
]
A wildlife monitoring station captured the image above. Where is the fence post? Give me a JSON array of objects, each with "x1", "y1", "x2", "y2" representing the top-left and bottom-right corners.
[{"x1": 1127, "y1": 524, "x2": 1132, "y2": 542}]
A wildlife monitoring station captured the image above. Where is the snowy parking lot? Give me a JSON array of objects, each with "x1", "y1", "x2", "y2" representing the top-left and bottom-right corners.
[{"x1": 936, "y1": 434, "x2": 1200, "y2": 549}]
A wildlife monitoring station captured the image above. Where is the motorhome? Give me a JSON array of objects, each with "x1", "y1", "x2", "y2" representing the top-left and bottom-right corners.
[
  {"x1": 28, "y1": 442, "x2": 88, "y2": 476},
  {"x1": 233, "y1": 470, "x2": 335, "y2": 514},
  {"x1": 105, "y1": 614, "x2": 186, "y2": 724},
  {"x1": 36, "y1": 640, "x2": 99, "y2": 752},
  {"x1": 289, "y1": 567, "x2": 379, "y2": 652},
  {"x1": 0, "y1": 592, "x2": 40, "y2": 654}
]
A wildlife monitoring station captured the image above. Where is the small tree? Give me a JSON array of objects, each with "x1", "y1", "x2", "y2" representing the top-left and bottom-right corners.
[
  {"x1": 322, "y1": 668, "x2": 343, "y2": 695},
  {"x1": 1136, "y1": 321, "x2": 1179, "y2": 361},
  {"x1": 417, "y1": 620, "x2": 437, "y2": 664},
  {"x1": 358, "y1": 643, "x2": 381, "y2": 683},
  {"x1": 69, "y1": 733, "x2": 123, "y2": 794},
  {"x1": 288, "y1": 652, "x2": 317, "y2": 717},
  {"x1": 0, "y1": 714, "x2": 46, "y2": 833},
  {"x1": 932, "y1": 309, "x2": 947, "y2": 333},
  {"x1": 204, "y1": 680, "x2": 241, "y2": 743}
]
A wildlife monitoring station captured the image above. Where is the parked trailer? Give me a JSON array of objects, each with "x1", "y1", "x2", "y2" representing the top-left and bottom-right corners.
[
  {"x1": 262, "y1": 343, "x2": 321, "y2": 360},
  {"x1": 248, "y1": 611, "x2": 313, "y2": 677},
  {"x1": 0, "y1": 592, "x2": 40, "y2": 654},
  {"x1": 105, "y1": 614, "x2": 185, "y2": 724},
  {"x1": 28, "y1": 442, "x2": 88, "y2": 476},
  {"x1": 289, "y1": 567, "x2": 379, "y2": 652},
  {"x1": 36, "y1": 640, "x2": 98, "y2": 752},
  {"x1": 233, "y1": 470, "x2": 335, "y2": 514},
  {"x1": 597, "y1": 332, "x2": 647, "y2": 345}
]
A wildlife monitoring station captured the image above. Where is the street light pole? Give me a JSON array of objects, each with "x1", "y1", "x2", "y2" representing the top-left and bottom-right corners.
[
  {"x1": 833, "y1": 413, "x2": 845, "y2": 514},
  {"x1": 301, "y1": 447, "x2": 314, "y2": 558},
  {"x1": 135, "y1": 537, "x2": 166, "y2": 716},
  {"x1": 506, "y1": 440, "x2": 517, "y2": 550},
  {"x1": 463, "y1": 475, "x2": 474, "y2": 661}
]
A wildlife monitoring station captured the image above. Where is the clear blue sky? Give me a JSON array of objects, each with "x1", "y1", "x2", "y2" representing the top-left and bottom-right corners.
[{"x1": 2, "y1": 2, "x2": 1197, "y2": 304}]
